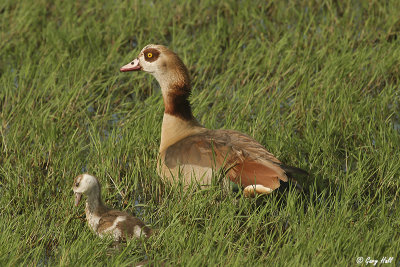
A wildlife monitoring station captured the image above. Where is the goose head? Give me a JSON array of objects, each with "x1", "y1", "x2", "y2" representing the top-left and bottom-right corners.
[
  {"x1": 73, "y1": 174, "x2": 101, "y2": 207},
  {"x1": 120, "y1": 44, "x2": 191, "y2": 93}
]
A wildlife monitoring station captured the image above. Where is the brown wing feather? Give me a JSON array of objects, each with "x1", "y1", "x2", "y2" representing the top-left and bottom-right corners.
[
  {"x1": 98, "y1": 210, "x2": 151, "y2": 239},
  {"x1": 229, "y1": 159, "x2": 281, "y2": 189},
  {"x1": 164, "y1": 129, "x2": 287, "y2": 188},
  {"x1": 97, "y1": 210, "x2": 129, "y2": 233}
]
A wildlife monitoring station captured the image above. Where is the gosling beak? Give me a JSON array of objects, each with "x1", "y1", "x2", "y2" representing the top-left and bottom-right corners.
[
  {"x1": 74, "y1": 193, "x2": 82, "y2": 207},
  {"x1": 120, "y1": 58, "x2": 141, "y2": 72}
]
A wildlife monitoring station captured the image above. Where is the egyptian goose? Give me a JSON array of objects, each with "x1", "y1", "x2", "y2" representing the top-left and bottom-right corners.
[
  {"x1": 120, "y1": 44, "x2": 307, "y2": 196},
  {"x1": 73, "y1": 174, "x2": 151, "y2": 240}
]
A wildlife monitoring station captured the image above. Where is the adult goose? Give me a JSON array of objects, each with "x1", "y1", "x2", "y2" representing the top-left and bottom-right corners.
[
  {"x1": 73, "y1": 174, "x2": 151, "y2": 241},
  {"x1": 120, "y1": 44, "x2": 307, "y2": 196}
]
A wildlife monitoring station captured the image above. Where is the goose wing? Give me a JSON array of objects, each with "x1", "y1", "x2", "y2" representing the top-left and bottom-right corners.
[{"x1": 164, "y1": 129, "x2": 288, "y2": 190}]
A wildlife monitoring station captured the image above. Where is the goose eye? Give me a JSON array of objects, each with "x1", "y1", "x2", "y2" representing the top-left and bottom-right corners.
[
  {"x1": 147, "y1": 52, "x2": 153, "y2": 58},
  {"x1": 75, "y1": 182, "x2": 79, "y2": 187}
]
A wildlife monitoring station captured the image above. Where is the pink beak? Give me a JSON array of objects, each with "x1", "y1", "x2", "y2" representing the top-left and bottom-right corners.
[
  {"x1": 74, "y1": 193, "x2": 82, "y2": 207},
  {"x1": 120, "y1": 58, "x2": 141, "y2": 72}
]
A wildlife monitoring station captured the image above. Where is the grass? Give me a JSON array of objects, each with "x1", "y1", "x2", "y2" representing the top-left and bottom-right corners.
[{"x1": 1, "y1": 0, "x2": 400, "y2": 265}]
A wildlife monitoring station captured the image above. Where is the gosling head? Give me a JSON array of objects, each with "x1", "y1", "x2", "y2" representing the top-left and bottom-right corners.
[
  {"x1": 120, "y1": 44, "x2": 190, "y2": 91},
  {"x1": 73, "y1": 174, "x2": 101, "y2": 207}
]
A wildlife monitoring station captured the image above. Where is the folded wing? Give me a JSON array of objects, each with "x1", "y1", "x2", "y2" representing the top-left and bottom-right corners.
[{"x1": 164, "y1": 129, "x2": 288, "y2": 190}]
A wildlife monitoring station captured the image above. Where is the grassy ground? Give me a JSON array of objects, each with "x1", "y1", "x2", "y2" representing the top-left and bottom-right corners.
[{"x1": 1, "y1": 0, "x2": 400, "y2": 266}]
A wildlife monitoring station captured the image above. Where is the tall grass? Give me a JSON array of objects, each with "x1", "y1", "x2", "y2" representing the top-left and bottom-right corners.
[{"x1": 1, "y1": 0, "x2": 400, "y2": 265}]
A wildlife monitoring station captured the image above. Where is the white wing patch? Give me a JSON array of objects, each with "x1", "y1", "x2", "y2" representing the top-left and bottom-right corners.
[
  {"x1": 243, "y1": 184, "x2": 273, "y2": 197},
  {"x1": 134, "y1": 225, "x2": 145, "y2": 238},
  {"x1": 100, "y1": 216, "x2": 126, "y2": 240}
]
